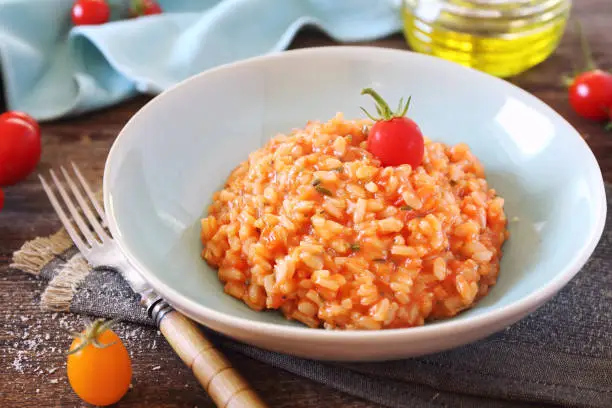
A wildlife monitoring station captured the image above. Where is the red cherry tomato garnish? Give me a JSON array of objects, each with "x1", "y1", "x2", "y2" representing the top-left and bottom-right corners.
[
  {"x1": 0, "y1": 113, "x2": 42, "y2": 186},
  {"x1": 361, "y1": 88, "x2": 424, "y2": 168},
  {"x1": 130, "y1": 0, "x2": 163, "y2": 16},
  {"x1": 71, "y1": 0, "x2": 111, "y2": 26},
  {"x1": 568, "y1": 70, "x2": 612, "y2": 121},
  {"x1": 0, "y1": 188, "x2": 4, "y2": 211}
]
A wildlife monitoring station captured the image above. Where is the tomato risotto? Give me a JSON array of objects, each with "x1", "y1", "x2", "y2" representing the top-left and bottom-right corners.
[{"x1": 200, "y1": 113, "x2": 508, "y2": 330}]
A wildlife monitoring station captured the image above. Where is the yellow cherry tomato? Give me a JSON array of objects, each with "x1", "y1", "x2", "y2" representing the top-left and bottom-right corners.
[{"x1": 66, "y1": 319, "x2": 132, "y2": 406}]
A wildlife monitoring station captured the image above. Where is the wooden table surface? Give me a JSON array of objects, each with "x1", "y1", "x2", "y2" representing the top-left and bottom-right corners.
[{"x1": 1, "y1": 2, "x2": 611, "y2": 407}]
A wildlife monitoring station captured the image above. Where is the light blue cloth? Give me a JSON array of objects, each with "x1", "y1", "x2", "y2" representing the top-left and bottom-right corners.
[{"x1": 0, "y1": 0, "x2": 402, "y2": 121}]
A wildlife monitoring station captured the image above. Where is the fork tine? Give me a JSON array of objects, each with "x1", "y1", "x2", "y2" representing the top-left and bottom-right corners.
[
  {"x1": 39, "y1": 175, "x2": 88, "y2": 254},
  {"x1": 71, "y1": 162, "x2": 107, "y2": 226},
  {"x1": 49, "y1": 169, "x2": 99, "y2": 246},
  {"x1": 60, "y1": 166, "x2": 110, "y2": 242}
]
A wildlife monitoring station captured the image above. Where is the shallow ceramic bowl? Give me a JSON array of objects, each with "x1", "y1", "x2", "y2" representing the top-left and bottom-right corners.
[{"x1": 104, "y1": 47, "x2": 606, "y2": 361}]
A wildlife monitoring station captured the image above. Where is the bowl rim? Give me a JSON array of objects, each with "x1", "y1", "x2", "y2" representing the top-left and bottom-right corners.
[{"x1": 104, "y1": 46, "x2": 607, "y2": 342}]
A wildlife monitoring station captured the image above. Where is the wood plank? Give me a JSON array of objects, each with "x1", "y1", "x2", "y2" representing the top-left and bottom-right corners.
[{"x1": 1, "y1": 1, "x2": 610, "y2": 406}]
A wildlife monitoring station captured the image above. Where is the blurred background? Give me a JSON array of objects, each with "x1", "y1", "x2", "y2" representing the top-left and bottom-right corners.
[{"x1": 0, "y1": 0, "x2": 594, "y2": 120}]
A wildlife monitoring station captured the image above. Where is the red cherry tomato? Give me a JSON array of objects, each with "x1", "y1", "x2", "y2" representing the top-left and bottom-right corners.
[
  {"x1": 0, "y1": 111, "x2": 40, "y2": 134},
  {"x1": 130, "y1": 0, "x2": 163, "y2": 16},
  {"x1": 71, "y1": 0, "x2": 111, "y2": 26},
  {"x1": 564, "y1": 23, "x2": 612, "y2": 122},
  {"x1": 0, "y1": 189, "x2": 4, "y2": 211},
  {"x1": 568, "y1": 70, "x2": 612, "y2": 121},
  {"x1": 361, "y1": 88, "x2": 424, "y2": 168},
  {"x1": 0, "y1": 115, "x2": 42, "y2": 186}
]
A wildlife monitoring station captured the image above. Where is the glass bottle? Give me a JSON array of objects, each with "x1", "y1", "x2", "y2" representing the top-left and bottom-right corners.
[{"x1": 401, "y1": 0, "x2": 572, "y2": 78}]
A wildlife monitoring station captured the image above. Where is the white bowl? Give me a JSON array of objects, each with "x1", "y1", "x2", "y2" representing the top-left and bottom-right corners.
[{"x1": 104, "y1": 47, "x2": 606, "y2": 361}]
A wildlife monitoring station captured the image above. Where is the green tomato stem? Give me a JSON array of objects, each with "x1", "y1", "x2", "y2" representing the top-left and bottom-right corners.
[
  {"x1": 66, "y1": 318, "x2": 118, "y2": 355},
  {"x1": 399, "y1": 96, "x2": 411, "y2": 117},
  {"x1": 576, "y1": 20, "x2": 597, "y2": 72},
  {"x1": 360, "y1": 88, "x2": 412, "y2": 121},
  {"x1": 360, "y1": 107, "x2": 378, "y2": 122},
  {"x1": 131, "y1": 0, "x2": 144, "y2": 15},
  {"x1": 361, "y1": 88, "x2": 394, "y2": 120}
]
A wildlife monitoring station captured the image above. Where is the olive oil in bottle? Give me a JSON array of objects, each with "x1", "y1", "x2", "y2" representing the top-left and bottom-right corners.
[{"x1": 401, "y1": 0, "x2": 572, "y2": 78}]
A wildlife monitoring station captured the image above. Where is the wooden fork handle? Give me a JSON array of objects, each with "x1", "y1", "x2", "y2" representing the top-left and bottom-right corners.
[{"x1": 159, "y1": 311, "x2": 268, "y2": 408}]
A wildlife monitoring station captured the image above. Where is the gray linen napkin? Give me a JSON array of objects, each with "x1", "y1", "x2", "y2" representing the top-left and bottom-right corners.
[{"x1": 11, "y1": 188, "x2": 612, "y2": 408}]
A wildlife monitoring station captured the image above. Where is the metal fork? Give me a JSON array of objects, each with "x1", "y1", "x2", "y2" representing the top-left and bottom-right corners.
[{"x1": 40, "y1": 163, "x2": 267, "y2": 408}]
